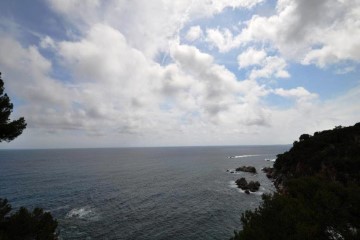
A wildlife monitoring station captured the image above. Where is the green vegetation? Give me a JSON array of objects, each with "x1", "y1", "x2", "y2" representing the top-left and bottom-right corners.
[
  {"x1": 275, "y1": 123, "x2": 360, "y2": 186},
  {"x1": 231, "y1": 123, "x2": 360, "y2": 240},
  {"x1": 0, "y1": 199, "x2": 58, "y2": 240},
  {"x1": 0, "y1": 72, "x2": 58, "y2": 239},
  {"x1": 0, "y1": 73, "x2": 26, "y2": 142}
]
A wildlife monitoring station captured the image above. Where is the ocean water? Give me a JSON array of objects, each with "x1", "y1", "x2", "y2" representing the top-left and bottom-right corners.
[{"x1": 0, "y1": 145, "x2": 289, "y2": 239}]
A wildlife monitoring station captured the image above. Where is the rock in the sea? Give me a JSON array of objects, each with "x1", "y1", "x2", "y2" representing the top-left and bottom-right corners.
[
  {"x1": 244, "y1": 190, "x2": 250, "y2": 194},
  {"x1": 235, "y1": 178, "x2": 261, "y2": 193},
  {"x1": 235, "y1": 177, "x2": 248, "y2": 189},
  {"x1": 248, "y1": 181, "x2": 260, "y2": 192},
  {"x1": 262, "y1": 167, "x2": 273, "y2": 173},
  {"x1": 262, "y1": 167, "x2": 274, "y2": 178},
  {"x1": 235, "y1": 166, "x2": 257, "y2": 173}
]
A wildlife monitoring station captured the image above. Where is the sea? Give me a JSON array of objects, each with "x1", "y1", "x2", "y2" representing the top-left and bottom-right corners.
[{"x1": 0, "y1": 145, "x2": 289, "y2": 240}]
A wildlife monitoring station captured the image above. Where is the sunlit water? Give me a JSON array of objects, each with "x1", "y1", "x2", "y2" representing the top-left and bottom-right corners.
[{"x1": 0, "y1": 146, "x2": 289, "y2": 239}]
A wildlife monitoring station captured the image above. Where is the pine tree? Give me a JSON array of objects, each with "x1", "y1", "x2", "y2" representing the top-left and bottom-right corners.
[{"x1": 0, "y1": 72, "x2": 26, "y2": 142}]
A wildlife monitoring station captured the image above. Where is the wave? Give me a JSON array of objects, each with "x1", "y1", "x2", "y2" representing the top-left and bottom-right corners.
[
  {"x1": 229, "y1": 180, "x2": 238, "y2": 188},
  {"x1": 264, "y1": 158, "x2": 276, "y2": 162},
  {"x1": 228, "y1": 154, "x2": 261, "y2": 159},
  {"x1": 65, "y1": 206, "x2": 100, "y2": 221}
]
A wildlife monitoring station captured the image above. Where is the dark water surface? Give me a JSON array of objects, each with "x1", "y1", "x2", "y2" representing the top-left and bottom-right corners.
[{"x1": 0, "y1": 145, "x2": 289, "y2": 239}]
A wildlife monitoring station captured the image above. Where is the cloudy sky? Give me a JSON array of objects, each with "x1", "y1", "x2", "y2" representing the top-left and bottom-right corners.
[{"x1": 0, "y1": 0, "x2": 359, "y2": 149}]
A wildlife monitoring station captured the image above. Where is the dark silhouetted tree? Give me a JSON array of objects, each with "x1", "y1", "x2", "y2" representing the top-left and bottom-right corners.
[
  {"x1": 299, "y1": 133, "x2": 310, "y2": 141},
  {"x1": 0, "y1": 199, "x2": 58, "y2": 240},
  {"x1": 0, "y1": 73, "x2": 57, "y2": 239},
  {"x1": 0, "y1": 72, "x2": 27, "y2": 142},
  {"x1": 231, "y1": 123, "x2": 360, "y2": 239}
]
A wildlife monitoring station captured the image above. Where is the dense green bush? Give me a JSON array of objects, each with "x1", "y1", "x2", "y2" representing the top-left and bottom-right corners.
[
  {"x1": 231, "y1": 123, "x2": 360, "y2": 240},
  {"x1": 0, "y1": 199, "x2": 58, "y2": 240},
  {"x1": 0, "y1": 72, "x2": 26, "y2": 143},
  {"x1": 0, "y1": 73, "x2": 56, "y2": 239},
  {"x1": 274, "y1": 123, "x2": 360, "y2": 184}
]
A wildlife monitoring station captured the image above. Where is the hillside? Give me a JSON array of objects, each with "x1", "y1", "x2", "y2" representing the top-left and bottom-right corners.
[
  {"x1": 273, "y1": 123, "x2": 360, "y2": 190},
  {"x1": 231, "y1": 123, "x2": 360, "y2": 240}
]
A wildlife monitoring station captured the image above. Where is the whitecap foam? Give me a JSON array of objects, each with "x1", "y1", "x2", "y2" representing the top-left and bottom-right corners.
[
  {"x1": 229, "y1": 180, "x2": 238, "y2": 188},
  {"x1": 228, "y1": 154, "x2": 261, "y2": 159},
  {"x1": 66, "y1": 206, "x2": 99, "y2": 221},
  {"x1": 251, "y1": 191, "x2": 264, "y2": 195},
  {"x1": 238, "y1": 189, "x2": 264, "y2": 195},
  {"x1": 264, "y1": 158, "x2": 276, "y2": 162}
]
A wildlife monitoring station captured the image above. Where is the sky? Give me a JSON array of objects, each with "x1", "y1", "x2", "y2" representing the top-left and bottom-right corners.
[{"x1": 0, "y1": 0, "x2": 359, "y2": 149}]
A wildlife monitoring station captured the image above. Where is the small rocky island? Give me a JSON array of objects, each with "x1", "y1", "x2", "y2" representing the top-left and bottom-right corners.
[
  {"x1": 235, "y1": 178, "x2": 260, "y2": 194},
  {"x1": 227, "y1": 165, "x2": 261, "y2": 194},
  {"x1": 236, "y1": 166, "x2": 257, "y2": 173},
  {"x1": 227, "y1": 166, "x2": 257, "y2": 174}
]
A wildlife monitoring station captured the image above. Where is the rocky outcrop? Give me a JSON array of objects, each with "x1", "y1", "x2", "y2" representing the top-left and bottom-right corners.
[
  {"x1": 227, "y1": 166, "x2": 257, "y2": 174},
  {"x1": 262, "y1": 167, "x2": 274, "y2": 178},
  {"x1": 235, "y1": 178, "x2": 260, "y2": 193},
  {"x1": 235, "y1": 166, "x2": 257, "y2": 173},
  {"x1": 235, "y1": 177, "x2": 248, "y2": 189},
  {"x1": 261, "y1": 167, "x2": 287, "y2": 192},
  {"x1": 247, "y1": 181, "x2": 261, "y2": 192}
]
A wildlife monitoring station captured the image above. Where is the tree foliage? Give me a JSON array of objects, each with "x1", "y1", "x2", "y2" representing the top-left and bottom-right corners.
[
  {"x1": 0, "y1": 198, "x2": 58, "y2": 240},
  {"x1": 231, "y1": 177, "x2": 360, "y2": 240},
  {"x1": 274, "y1": 123, "x2": 360, "y2": 185},
  {"x1": 0, "y1": 73, "x2": 57, "y2": 239},
  {"x1": 231, "y1": 123, "x2": 360, "y2": 240},
  {"x1": 0, "y1": 72, "x2": 27, "y2": 142}
]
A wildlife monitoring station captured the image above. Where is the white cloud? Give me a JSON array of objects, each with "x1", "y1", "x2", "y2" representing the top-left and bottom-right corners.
[
  {"x1": 237, "y1": 47, "x2": 267, "y2": 68},
  {"x1": 249, "y1": 56, "x2": 290, "y2": 80},
  {"x1": 40, "y1": 36, "x2": 56, "y2": 49},
  {"x1": 58, "y1": 24, "x2": 149, "y2": 84},
  {"x1": 206, "y1": 28, "x2": 243, "y2": 53},
  {"x1": 169, "y1": 43, "x2": 270, "y2": 125},
  {"x1": 235, "y1": 48, "x2": 289, "y2": 80},
  {"x1": 206, "y1": 0, "x2": 360, "y2": 68},
  {"x1": 268, "y1": 84, "x2": 360, "y2": 142},
  {"x1": 47, "y1": 0, "x2": 101, "y2": 25},
  {"x1": 47, "y1": 0, "x2": 264, "y2": 58},
  {"x1": 0, "y1": 37, "x2": 71, "y2": 107},
  {"x1": 185, "y1": 26, "x2": 203, "y2": 41},
  {"x1": 0, "y1": 22, "x2": 273, "y2": 147},
  {"x1": 273, "y1": 87, "x2": 318, "y2": 104},
  {"x1": 0, "y1": 0, "x2": 359, "y2": 148},
  {"x1": 204, "y1": 0, "x2": 264, "y2": 11}
]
